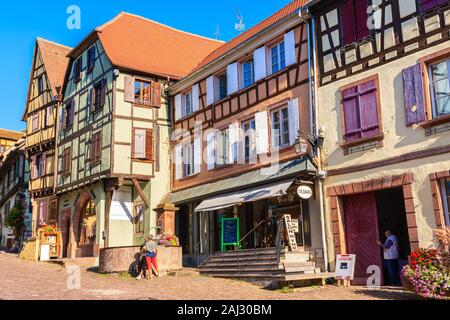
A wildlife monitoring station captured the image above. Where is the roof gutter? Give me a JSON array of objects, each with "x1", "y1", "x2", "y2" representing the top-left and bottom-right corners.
[{"x1": 167, "y1": 8, "x2": 309, "y2": 95}]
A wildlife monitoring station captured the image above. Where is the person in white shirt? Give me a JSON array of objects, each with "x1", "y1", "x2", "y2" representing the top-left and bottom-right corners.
[{"x1": 377, "y1": 230, "x2": 401, "y2": 286}]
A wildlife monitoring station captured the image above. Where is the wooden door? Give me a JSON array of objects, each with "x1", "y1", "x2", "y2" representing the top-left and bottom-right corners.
[{"x1": 343, "y1": 192, "x2": 382, "y2": 285}]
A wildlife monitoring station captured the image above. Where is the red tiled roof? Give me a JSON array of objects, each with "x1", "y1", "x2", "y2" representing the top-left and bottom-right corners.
[
  {"x1": 0, "y1": 129, "x2": 24, "y2": 142},
  {"x1": 190, "y1": 0, "x2": 308, "y2": 74},
  {"x1": 96, "y1": 12, "x2": 224, "y2": 79},
  {"x1": 37, "y1": 38, "x2": 72, "y2": 95}
]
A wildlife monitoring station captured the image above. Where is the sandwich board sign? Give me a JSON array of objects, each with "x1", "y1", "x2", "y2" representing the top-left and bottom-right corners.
[
  {"x1": 283, "y1": 214, "x2": 298, "y2": 251},
  {"x1": 221, "y1": 218, "x2": 240, "y2": 252},
  {"x1": 335, "y1": 254, "x2": 356, "y2": 281}
]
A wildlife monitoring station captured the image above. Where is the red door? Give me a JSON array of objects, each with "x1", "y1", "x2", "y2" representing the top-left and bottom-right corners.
[{"x1": 343, "y1": 192, "x2": 382, "y2": 285}]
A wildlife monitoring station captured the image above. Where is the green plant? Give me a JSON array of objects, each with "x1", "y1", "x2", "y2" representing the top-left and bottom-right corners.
[
  {"x1": 278, "y1": 284, "x2": 295, "y2": 294},
  {"x1": 5, "y1": 202, "x2": 25, "y2": 240}
]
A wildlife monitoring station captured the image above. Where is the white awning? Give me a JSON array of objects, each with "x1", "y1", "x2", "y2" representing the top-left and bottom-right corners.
[{"x1": 194, "y1": 179, "x2": 295, "y2": 213}]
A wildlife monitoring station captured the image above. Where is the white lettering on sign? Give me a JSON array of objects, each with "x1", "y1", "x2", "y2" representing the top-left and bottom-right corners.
[
  {"x1": 297, "y1": 185, "x2": 313, "y2": 200},
  {"x1": 283, "y1": 214, "x2": 298, "y2": 251}
]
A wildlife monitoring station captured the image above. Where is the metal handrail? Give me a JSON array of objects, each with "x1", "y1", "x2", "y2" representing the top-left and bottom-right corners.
[
  {"x1": 194, "y1": 235, "x2": 211, "y2": 269},
  {"x1": 238, "y1": 220, "x2": 266, "y2": 247},
  {"x1": 275, "y1": 220, "x2": 284, "y2": 271}
]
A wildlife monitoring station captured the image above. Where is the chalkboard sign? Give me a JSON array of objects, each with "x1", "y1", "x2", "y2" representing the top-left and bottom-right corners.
[{"x1": 221, "y1": 218, "x2": 240, "y2": 251}]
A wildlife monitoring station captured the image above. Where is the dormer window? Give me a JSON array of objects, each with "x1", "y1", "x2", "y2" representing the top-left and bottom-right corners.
[
  {"x1": 37, "y1": 76, "x2": 44, "y2": 95},
  {"x1": 271, "y1": 41, "x2": 286, "y2": 74}
]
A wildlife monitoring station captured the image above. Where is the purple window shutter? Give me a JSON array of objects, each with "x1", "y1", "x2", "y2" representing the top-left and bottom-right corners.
[
  {"x1": 358, "y1": 80, "x2": 380, "y2": 138},
  {"x1": 31, "y1": 155, "x2": 37, "y2": 179},
  {"x1": 421, "y1": 0, "x2": 446, "y2": 12},
  {"x1": 341, "y1": 0, "x2": 356, "y2": 45},
  {"x1": 342, "y1": 86, "x2": 362, "y2": 141},
  {"x1": 41, "y1": 154, "x2": 46, "y2": 177},
  {"x1": 355, "y1": 0, "x2": 369, "y2": 40},
  {"x1": 402, "y1": 64, "x2": 426, "y2": 126}
]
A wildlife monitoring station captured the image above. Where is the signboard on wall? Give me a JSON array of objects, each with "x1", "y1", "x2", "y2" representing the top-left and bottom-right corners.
[
  {"x1": 283, "y1": 214, "x2": 298, "y2": 251},
  {"x1": 110, "y1": 187, "x2": 133, "y2": 221},
  {"x1": 335, "y1": 254, "x2": 356, "y2": 280},
  {"x1": 221, "y1": 218, "x2": 240, "y2": 251}
]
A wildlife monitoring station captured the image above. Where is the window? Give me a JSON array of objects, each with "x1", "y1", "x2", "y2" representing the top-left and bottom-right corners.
[
  {"x1": 62, "y1": 148, "x2": 72, "y2": 176},
  {"x1": 242, "y1": 119, "x2": 256, "y2": 161},
  {"x1": 218, "y1": 74, "x2": 227, "y2": 100},
  {"x1": 271, "y1": 107, "x2": 290, "y2": 149},
  {"x1": 74, "y1": 57, "x2": 82, "y2": 83},
  {"x1": 133, "y1": 203, "x2": 145, "y2": 234},
  {"x1": 48, "y1": 200, "x2": 58, "y2": 224},
  {"x1": 217, "y1": 129, "x2": 230, "y2": 166},
  {"x1": 37, "y1": 76, "x2": 44, "y2": 95},
  {"x1": 134, "y1": 79, "x2": 152, "y2": 105},
  {"x1": 44, "y1": 106, "x2": 52, "y2": 127},
  {"x1": 92, "y1": 80, "x2": 106, "y2": 112},
  {"x1": 271, "y1": 41, "x2": 286, "y2": 74},
  {"x1": 182, "y1": 144, "x2": 194, "y2": 177},
  {"x1": 440, "y1": 178, "x2": 450, "y2": 226},
  {"x1": 32, "y1": 113, "x2": 39, "y2": 132},
  {"x1": 62, "y1": 101, "x2": 74, "y2": 130},
  {"x1": 428, "y1": 58, "x2": 450, "y2": 118},
  {"x1": 341, "y1": 79, "x2": 381, "y2": 143},
  {"x1": 183, "y1": 92, "x2": 193, "y2": 117},
  {"x1": 341, "y1": 0, "x2": 369, "y2": 46},
  {"x1": 38, "y1": 201, "x2": 47, "y2": 226},
  {"x1": 87, "y1": 46, "x2": 95, "y2": 73},
  {"x1": 133, "y1": 128, "x2": 154, "y2": 161},
  {"x1": 35, "y1": 154, "x2": 45, "y2": 178},
  {"x1": 90, "y1": 132, "x2": 102, "y2": 164},
  {"x1": 242, "y1": 60, "x2": 254, "y2": 89},
  {"x1": 421, "y1": 0, "x2": 447, "y2": 12}
]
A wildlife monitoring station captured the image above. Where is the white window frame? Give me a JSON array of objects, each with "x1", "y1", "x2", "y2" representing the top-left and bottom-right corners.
[
  {"x1": 271, "y1": 41, "x2": 286, "y2": 74},
  {"x1": 182, "y1": 143, "x2": 195, "y2": 178},
  {"x1": 271, "y1": 107, "x2": 290, "y2": 149},
  {"x1": 242, "y1": 118, "x2": 256, "y2": 162},
  {"x1": 183, "y1": 91, "x2": 193, "y2": 117},
  {"x1": 216, "y1": 129, "x2": 230, "y2": 167},
  {"x1": 429, "y1": 58, "x2": 450, "y2": 119}
]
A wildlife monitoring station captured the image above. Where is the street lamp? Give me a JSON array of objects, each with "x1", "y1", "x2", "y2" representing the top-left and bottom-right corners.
[
  {"x1": 294, "y1": 137, "x2": 309, "y2": 154},
  {"x1": 294, "y1": 131, "x2": 325, "y2": 155}
]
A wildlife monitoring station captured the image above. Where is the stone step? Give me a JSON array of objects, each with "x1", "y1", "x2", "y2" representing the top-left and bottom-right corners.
[
  {"x1": 200, "y1": 265, "x2": 282, "y2": 273},
  {"x1": 202, "y1": 260, "x2": 279, "y2": 268},
  {"x1": 215, "y1": 248, "x2": 280, "y2": 256},
  {"x1": 201, "y1": 272, "x2": 285, "y2": 279}
]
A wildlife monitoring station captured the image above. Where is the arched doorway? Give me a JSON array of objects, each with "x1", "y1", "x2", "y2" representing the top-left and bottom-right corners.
[{"x1": 70, "y1": 193, "x2": 98, "y2": 258}]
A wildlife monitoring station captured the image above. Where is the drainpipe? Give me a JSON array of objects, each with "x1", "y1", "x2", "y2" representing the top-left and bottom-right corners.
[{"x1": 304, "y1": 8, "x2": 329, "y2": 272}]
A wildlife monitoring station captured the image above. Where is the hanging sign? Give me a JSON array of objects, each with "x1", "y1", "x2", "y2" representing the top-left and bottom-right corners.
[
  {"x1": 297, "y1": 185, "x2": 313, "y2": 200},
  {"x1": 335, "y1": 254, "x2": 356, "y2": 280},
  {"x1": 221, "y1": 218, "x2": 240, "y2": 251},
  {"x1": 283, "y1": 214, "x2": 298, "y2": 251}
]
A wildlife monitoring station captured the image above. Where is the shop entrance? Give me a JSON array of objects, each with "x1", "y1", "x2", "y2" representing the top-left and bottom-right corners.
[{"x1": 343, "y1": 187, "x2": 410, "y2": 285}]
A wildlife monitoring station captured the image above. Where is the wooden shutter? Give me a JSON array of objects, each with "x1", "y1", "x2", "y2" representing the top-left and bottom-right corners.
[
  {"x1": 192, "y1": 84, "x2": 200, "y2": 112},
  {"x1": 124, "y1": 76, "x2": 135, "y2": 103},
  {"x1": 355, "y1": 0, "x2": 369, "y2": 41},
  {"x1": 145, "y1": 129, "x2": 154, "y2": 161},
  {"x1": 288, "y1": 98, "x2": 300, "y2": 145},
  {"x1": 254, "y1": 46, "x2": 267, "y2": 81},
  {"x1": 421, "y1": 0, "x2": 445, "y2": 12},
  {"x1": 193, "y1": 136, "x2": 202, "y2": 174},
  {"x1": 100, "y1": 80, "x2": 107, "y2": 108},
  {"x1": 228, "y1": 123, "x2": 239, "y2": 164},
  {"x1": 227, "y1": 62, "x2": 239, "y2": 95},
  {"x1": 152, "y1": 81, "x2": 162, "y2": 107},
  {"x1": 206, "y1": 131, "x2": 216, "y2": 170},
  {"x1": 341, "y1": 0, "x2": 357, "y2": 45},
  {"x1": 133, "y1": 129, "x2": 146, "y2": 159},
  {"x1": 174, "y1": 144, "x2": 183, "y2": 180},
  {"x1": 359, "y1": 80, "x2": 380, "y2": 138},
  {"x1": 284, "y1": 30, "x2": 296, "y2": 66},
  {"x1": 342, "y1": 86, "x2": 362, "y2": 141},
  {"x1": 402, "y1": 64, "x2": 426, "y2": 126},
  {"x1": 31, "y1": 155, "x2": 37, "y2": 179},
  {"x1": 206, "y1": 76, "x2": 215, "y2": 105},
  {"x1": 255, "y1": 111, "x2": 269, "y2": 154},
  {"x1": 41, "y1": 154, "x2": 47, "y2": 177},
  {"x1": 174, "y1": 94, "x2": 182, "y2": 120}
]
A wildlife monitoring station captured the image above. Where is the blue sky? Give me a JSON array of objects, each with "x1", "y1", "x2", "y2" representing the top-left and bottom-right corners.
[{"x1": 0, "y1": 0, "x2": 291, "y2": 132}]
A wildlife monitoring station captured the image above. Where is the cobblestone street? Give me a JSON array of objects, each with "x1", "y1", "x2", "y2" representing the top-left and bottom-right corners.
[{"x1": 0, "y1": 252, "x2": 419, "y2": 300}]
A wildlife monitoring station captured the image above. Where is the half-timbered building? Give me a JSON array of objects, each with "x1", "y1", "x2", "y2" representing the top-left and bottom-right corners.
[
  {"x1": 23, "y1": 38, "x2": 71, "y2": 237},
  {"x1": 307, "y1": 0, "x2": 450, "y2": 284},
  {"x1": 167, "y1": 0, "x2": 331, "y2": 280},
  {"x1": 0, "y1": 129, "x2": 24, "y2": 155},
  {"x1": 56, "y1": 12, "x2": 222, "y2": 258}
]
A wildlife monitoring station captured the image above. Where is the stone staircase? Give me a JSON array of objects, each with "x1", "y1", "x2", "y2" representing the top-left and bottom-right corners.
[{"x1": 199, "y1": 247, "x2": 322, "y2": 281}]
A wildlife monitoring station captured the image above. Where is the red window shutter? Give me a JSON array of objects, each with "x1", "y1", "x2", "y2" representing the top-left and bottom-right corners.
[
  {"x1": 341, "y1": 0, "x2": 356, "y2": 45},
  {"x1": 124, "y1": 76, "x2": 135, "y2": 103},
  {"x1": 145, "y1": 129, "x2": 154, "y2": 161},
  {"x1": 358, "y1": 80, "x2": 380, "y2": 138},
  {"x1": 342, "y1": 86, "x2": 362, "y2": 141},
  {"x1": 402, "y1": 64, "x2": 426, "y2": 126},
  {"x1": 355, "y1": 0, "x2": 369, "y2": 41},
  {"x1": 152, "y1": 82, "x2": 162, "y2": 107}
]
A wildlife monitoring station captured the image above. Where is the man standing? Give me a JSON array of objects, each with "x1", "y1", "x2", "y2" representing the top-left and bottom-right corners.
[{"x1": 377, "y1": 230, "x2": 401, "y2": 286}]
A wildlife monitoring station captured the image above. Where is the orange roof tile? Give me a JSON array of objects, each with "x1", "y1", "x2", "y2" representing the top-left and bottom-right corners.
[
  {"x1": 0, "y1": 129, "x2": 24, "y2": 142},
  {"x1": 37, "y1": 38, "x2": 72, "y2": 95},
  {"x1": 96, "y1": 12, "x2": 224, "y2": 79},
  {"x1": 190, "y1": 0, "x2": 308, "y2": 74}
]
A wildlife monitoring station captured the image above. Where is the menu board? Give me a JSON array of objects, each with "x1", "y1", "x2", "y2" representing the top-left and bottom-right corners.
[{"x1": 221, "y1": 218, "x2": 240, "y2": 251}]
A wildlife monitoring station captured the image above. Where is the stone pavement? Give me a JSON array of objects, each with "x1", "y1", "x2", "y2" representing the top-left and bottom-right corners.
[{"x1": 0, "y1": 252, "x2": 419, "y2": 300}]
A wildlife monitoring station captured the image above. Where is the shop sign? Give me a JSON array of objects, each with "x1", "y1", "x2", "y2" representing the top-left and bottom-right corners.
[
  {"x1": 283, "y1": 214, "x2": 298, "y2": 251},
  {"x1": 221, "y1": 218, "x2": 240, "y2": 251},
  {"x1": 291, "y1": 219, "x2": 299, "y2": 233},
  {"x1": 297, "y1": 185, "x2": 313, "y2": 200},
  {"x1": 335, "y1": 254, "x2": 356, "y2": 280}
]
